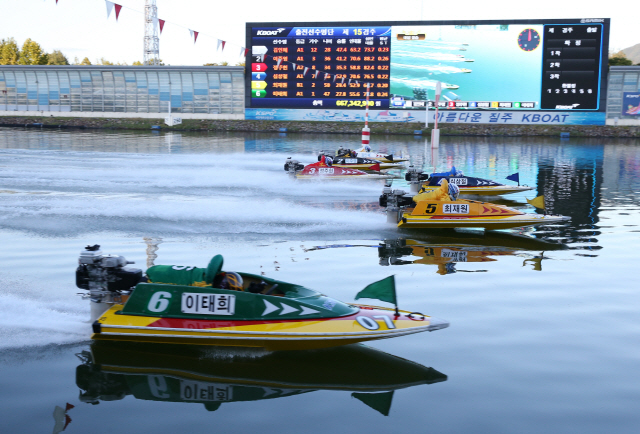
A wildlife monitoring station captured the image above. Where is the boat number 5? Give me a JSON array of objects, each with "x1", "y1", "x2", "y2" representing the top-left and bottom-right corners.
[
  {"x1": 356, "y1": 315, "x2": 396, "y2": 330},
  {"x1": 425, "y1": 204, "x2": 437, "y2": 214},
  {"x1": 148, "y1": 291, "x2": 172, "y2": 312}
]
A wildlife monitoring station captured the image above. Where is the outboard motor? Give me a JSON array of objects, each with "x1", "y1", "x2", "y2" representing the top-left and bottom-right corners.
[
  {"x1": 379, "y1": 184, "x2": 415, "y2": 224},
  {"x1": 76, "y1": 245, "x2": 142, "y2": 321},
  {"x1": 284, "y1": 157, "x2": 305, "y2": 175},
  {"x1": 405, "y1": 166, "x2": 430, "y2": 192}
]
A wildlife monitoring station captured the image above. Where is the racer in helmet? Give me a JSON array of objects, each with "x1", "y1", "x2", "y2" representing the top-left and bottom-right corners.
[
  {"x1": 219, "y1": 271, "x2": 244, "y2": 291},
  {"x1": 325, "y1": 156, "x2": 333, "y2": 166},
  {"x1": 448, "y1": 182, "x2": 460, "y2": 201}
]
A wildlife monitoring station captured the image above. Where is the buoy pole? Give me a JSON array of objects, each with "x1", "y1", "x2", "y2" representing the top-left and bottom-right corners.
[
  {"x1": 431, "y1": 81, "x2": 441, "y2": 150},
  {"x1": 362, "y1": 83, "x2": 371, "y2": 148}
]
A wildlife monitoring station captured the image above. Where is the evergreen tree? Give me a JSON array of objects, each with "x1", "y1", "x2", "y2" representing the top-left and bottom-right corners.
[
  {"x1": 0, "y1": 37, "x2": 20, "y2": 65},
  {"x1": 609, "y1": 51, "x2": 633, "y2": 66},
  {"x1": 18, "y1": 38, "x2": 48, "y2": 65},
  {"x1": 80, "y1": 57, "x2": 92, "y2": 65},
  {"x1": 47, "y1": 50, "x2": 69, "y2": 65}
]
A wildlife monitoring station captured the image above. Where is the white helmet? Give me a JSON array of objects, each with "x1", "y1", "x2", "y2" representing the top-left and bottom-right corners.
[{"x1": 448, "y1": 183, "x2": 460, "y2": 201}]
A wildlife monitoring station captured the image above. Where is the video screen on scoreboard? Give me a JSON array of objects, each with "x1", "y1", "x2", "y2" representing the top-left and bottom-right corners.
[{"x1": 246, "y1": 19, "x2": 608, "y2": 112}]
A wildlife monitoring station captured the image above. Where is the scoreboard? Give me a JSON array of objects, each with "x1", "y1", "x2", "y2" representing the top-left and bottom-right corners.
[
  {"x1": 246, "y1": 19, "x2": 610, "y2": 115},
  {"x1": 249, "y1": 26, "x2": 393, "y2": 110}
]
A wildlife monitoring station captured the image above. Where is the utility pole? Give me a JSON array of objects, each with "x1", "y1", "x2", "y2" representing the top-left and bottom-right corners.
[{"x1": 144, "y1": 0, "x2": 160, "y2": 65}]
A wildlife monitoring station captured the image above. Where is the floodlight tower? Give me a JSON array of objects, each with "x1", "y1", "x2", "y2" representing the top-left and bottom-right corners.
[{"x1": 143, "y1": 0, "x2": 160, "y2": 65}]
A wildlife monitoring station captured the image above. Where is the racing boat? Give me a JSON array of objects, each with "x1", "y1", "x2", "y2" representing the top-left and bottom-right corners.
[
  {"x1": 76, "y1": 341, "x2": 446, "y2": 415},
  {"x1": 333, "y1": 146, "x2": 409, "y2": 164},
  {"x1": 318, "y1": 152, "x2": 404, "y2": 170},
  {"x1": 77, "y1": 245, "x2": 449, "y2": 351},
  {"x1": 380, "y1": 179, "x2": 570, "y2": 230},
  {"x1": 405, "y1": 166, "x2": 534, "y2": 196},
  {"x1": 285, "y1": 157, "x2": 394, "y2": 180}
]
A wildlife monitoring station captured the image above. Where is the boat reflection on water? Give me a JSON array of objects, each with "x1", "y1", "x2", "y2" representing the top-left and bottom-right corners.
[
  {"x1": 379, "y1": 232, "x2": 567, "y2": 274},
  {"x1": 76, "y1": 341, "x2": 446, "y2": 416}
]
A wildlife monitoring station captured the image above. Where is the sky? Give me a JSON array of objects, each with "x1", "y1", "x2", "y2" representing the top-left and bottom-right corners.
[{"x1": 0, "y1": 0, "x2": 637, "y2": 65}]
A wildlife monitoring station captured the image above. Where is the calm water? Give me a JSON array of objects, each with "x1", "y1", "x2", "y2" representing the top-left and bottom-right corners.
[{"x1": 1, "y1": 127, "x2": 639, "y2": 434}]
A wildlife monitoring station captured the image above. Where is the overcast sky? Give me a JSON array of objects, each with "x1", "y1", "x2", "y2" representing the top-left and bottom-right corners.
[{"x1": 1, "y1": 0, "x2": 636, "y2": 65}]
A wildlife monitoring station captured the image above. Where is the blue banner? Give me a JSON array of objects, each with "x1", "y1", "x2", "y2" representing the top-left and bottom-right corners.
[
  {"x1": 245, "y1": 108, "x2": 606, "y2": 125},
  {"x1": 622, "y1": 92, "x2": 640, "y2": 116}
]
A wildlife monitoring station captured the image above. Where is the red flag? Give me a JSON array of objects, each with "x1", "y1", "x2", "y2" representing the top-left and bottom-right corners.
[
  {"x1": 244, "y1": 48, "x2": 249, "y2": 57},
  {"x1": 114, "y1": 3, "x2": 122, "y2": 21},
  {"x1": 194, "y1": 31, "x2": 199, "y2": 43},
  {"x1": 65, "y1": 403, "x2": 75, "y2": 411},
  {"x1": 221, "y1": 40, "x2": 226, "y2": 51},
  {"x1": 159, "y1": 19, "x2": 165, "y2": 34}
]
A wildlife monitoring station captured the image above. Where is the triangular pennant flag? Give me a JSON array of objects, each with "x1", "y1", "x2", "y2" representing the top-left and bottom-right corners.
[
  {"x1": 303, "y1": 67, "x2": 308, "y2": 76},
  {"x1": 352, "y1": 391, "x2": 394, "y2": 416},
  {"x1": 276, "y1": 58, "x2": 282, "y2": 68},
  {"x1": 348, "y1": 79, "x2": 352, "y2": 85},
  {"x1": 291, "y1": 62, "x2": 296, "y2": 70},
  {"x1": 105, "y1": 1, "x2": 114, "y2": 19},
  {"x1": 244, "y1": 48, "x2": 249, "y2": 57},
  {"x1": 333, "y1": 75, "x2": 337, "y2": 82},
  {"x1": 341, "y1": 77, "x2": 345, "y2": 84},
  {"x1": 355, "y1": 275, "x2": 397, "y2": 305},
  {"x1": 324, "y1": 73, "x2": 329, "y2": 80},
  {"x1": 314, "y1": 70, "x2": 319, "y2": 79},
  {"x1": 114, "y1": 3, "x2": 122, "y2": 20},
  {"x1": 217, "y1": 40, "x2": 225, "y2": 51},
  {"x1": 526, "y1": 195, "x2": 546, "y2": 209},
  {"x1": 506, "y1": 172, "x2": 520, "y2": 184},
  {"x1": 189, "y1": 30, "x2": 199, "y2": 43},
  {"x1": 159, "y1": 19, "x2": 165, "y2": 34}
]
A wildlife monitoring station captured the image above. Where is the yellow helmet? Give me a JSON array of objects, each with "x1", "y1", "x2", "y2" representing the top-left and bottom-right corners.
[{"x1": 222, "y1": 272, "x2": 243, "y2": 291}]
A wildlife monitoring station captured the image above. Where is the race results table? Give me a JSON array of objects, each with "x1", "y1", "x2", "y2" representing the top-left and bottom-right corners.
[{"x1": 249, "y1": 26, "x2": 392, "y2": 109}]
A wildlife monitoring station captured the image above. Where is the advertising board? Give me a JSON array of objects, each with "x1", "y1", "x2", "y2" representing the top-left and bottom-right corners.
[{"x1": 246, "y1": 19, "x2": 610, "y2": 125}]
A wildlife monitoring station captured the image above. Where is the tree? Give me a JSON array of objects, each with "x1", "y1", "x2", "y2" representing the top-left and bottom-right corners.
[
  {"x1": 18, "y1": 38, "x2": 48, "y2": 65},
  {"x1": 47, "y1": 50, "x2": 69, "y2": 65},
  {"x1": 609, "y1": 51, "x2": 633, "y2": 66},
  {"x1": 132, "y1": 60, "x2": 144, "y2": 66},
  {"x1": 97, "y1": 57, "x2": 114, "y2": 65},
  {"x1": 0, "y1": 37, "x2": 20, "y2": 65},
  {"x1": 80, "y1": 57, "x2": 92, "y2": 65}
]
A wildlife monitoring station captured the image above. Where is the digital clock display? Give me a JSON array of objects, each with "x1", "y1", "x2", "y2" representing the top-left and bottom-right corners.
[{"x1": 246, "y1": 19, "x2": 609, "y2": 116}]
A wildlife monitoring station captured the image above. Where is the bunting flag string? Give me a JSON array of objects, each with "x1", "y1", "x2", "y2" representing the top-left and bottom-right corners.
[
  {"x1": 105, "y1": 1, "x2": 122, "y2": 21},
  {"x1": 189, "y1": 29, "x2": 199, "y2": 43}
]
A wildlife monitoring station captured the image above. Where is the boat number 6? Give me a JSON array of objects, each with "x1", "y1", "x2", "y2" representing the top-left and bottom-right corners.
[
  {"x1": 355, "y1": 315, "x2": 396, "y2": 330},
  {"x1": 148, "y1": 291, "x2": 172, "y2": 312}
]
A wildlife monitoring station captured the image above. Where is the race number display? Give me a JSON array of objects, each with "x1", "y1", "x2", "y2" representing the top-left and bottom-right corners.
[{"x1": 181, "y1": 293, "x2": 236, "y2": 315}]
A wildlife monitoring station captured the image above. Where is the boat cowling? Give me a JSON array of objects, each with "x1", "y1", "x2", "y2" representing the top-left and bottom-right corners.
[{"x1": 119, "y1": 276, "x2": 358, "y2": 321}]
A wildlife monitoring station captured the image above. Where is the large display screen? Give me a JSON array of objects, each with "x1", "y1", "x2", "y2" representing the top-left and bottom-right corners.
[{"x1": 246, "y1": 19, "x2": 609, "y2": 113}]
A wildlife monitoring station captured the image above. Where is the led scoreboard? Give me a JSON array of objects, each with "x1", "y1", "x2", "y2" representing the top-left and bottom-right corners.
[
  {"x1": 249, "y1": 26, "x2": 392, "y2": 109},
  {"x1": 246, "y1": 19, "x2": 610, "y2": 124}
]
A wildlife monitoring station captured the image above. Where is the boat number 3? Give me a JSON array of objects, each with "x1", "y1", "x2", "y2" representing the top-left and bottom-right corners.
[
  {"x1": 425, "y1": 204, "x2": 437, "y2": 214},
  {"x1": 148, "y1": 291, "x2": 172, "y2": 312},
  {"x1": 355, "y1": 315, "x2": 396, "y2": 330}
]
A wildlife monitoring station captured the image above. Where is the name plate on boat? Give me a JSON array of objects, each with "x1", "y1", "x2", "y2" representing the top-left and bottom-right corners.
[
  {"x1": 442, "y1": 204, "x2": 470, "y2": 214},
  {"x1": 441, "y1": 249, "x2": 468, "y2": 262},
  {"x1": 181, "y1": 293, "x2": 236, "y2": 315},
  {"x1": 448, "y1": 178, "x2": 468, "y2": 185},
  {"x1": 181, "y1": 381, "x2": 233, "y2": 402}
]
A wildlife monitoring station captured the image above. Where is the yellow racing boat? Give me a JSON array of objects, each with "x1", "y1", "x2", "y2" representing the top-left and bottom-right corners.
[
  {"x1": 77, "y1": 246, "x2": 448, "y2": 351},
  {"x1": 379, "y1": 179, "x2": 570, "y2": 230}
]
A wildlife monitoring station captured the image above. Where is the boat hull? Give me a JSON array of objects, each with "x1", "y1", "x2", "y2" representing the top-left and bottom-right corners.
[
  {"x1": 420, "y1": 185, "x2": 534, "y2": 196},
  {"x1": 93, "y1": 304, "x2": 449, "y2": 351},
  {"x1": 399, "y1": 213, "x2": 570, "y2": 229}
]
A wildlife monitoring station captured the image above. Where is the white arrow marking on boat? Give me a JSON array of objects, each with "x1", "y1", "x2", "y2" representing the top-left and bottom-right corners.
[
  {"x1": 262, "y1": 388, "x2": 279, "y2": 397},
  {"x1": 279, "y1": 303, "x2": 300, "y2": 315},
  {"x1": 262, "y1": 300, "x2": 280, "y2": 316},
  {"x1": 299, "y1": 306, "x2": 320, "y2": 315}
]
